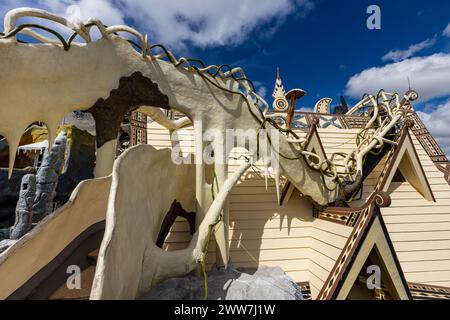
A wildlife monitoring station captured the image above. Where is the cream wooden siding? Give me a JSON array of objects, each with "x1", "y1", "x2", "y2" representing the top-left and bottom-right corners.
[
  {"x1": 378, "y1": 132, "x2": 450, "y2": 287},
  {"x1": 149, "y1": 121, "x2": 450, "y2": 291},
  {"x1": 147, "y1": 121, "x2": 195, "y2": 154},
  {"x1": 228, "y1": 175, "x2": 352, "y2": 299},
  {"x1": 316, "y1": 127, "x2": 386, "y2": 207},
  {"x1": 148, "y1": 122, "x2": 353, "y2": 298},
  {"x1": 350, "y1": 155, "x2": 388, "y2": 207},
  {"x1": 317, "y1": 127, "x2": 360, "y2": 167}
]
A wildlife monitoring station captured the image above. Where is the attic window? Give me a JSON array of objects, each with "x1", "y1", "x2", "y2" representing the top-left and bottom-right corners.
[
  {"x1": 392, "y1": 169, "x2": 405, "y2": 183},
  {"x1": 384, "y1": 134, "x2": 435, "y2": 202}
]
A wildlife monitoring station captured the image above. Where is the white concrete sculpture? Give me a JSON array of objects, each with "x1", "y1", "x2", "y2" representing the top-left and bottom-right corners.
[
  {"x1": 0, "y1": 7, "x2": 417, "y2": 299},
  {"x1": 90, "y1": 145, "x2": 250, "y2": 299}
]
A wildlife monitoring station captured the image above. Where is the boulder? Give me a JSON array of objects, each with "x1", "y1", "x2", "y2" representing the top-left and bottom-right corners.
[{"x1": 142, "y1": 266, "x2": 303, "y2": 300}]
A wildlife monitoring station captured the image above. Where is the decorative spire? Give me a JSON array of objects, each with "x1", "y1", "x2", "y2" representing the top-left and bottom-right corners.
[{"x1": 272, "y1": 68, "x2": 289, "y2": 112}]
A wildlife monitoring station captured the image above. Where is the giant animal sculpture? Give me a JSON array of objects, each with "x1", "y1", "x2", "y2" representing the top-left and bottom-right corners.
[{"x1": 0, "y1": 8, "x2": 416, "y2": 299}]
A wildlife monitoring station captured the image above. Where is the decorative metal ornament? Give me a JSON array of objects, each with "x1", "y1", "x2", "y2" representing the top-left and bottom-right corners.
[
  {"x1": 406, "y1": 89, "x2": 418, "y2": 101},
  {"x1": 314, "y1": 98, "x2": 332, "y2": 114}
]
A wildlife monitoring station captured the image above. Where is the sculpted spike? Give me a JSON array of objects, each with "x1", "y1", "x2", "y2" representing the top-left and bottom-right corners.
[
  {"x1": 264, "y1": 162, "x2": 269, "y2": 191},
  {"x1": 275, "y1": 168, "x2": 281, "y2": 206},
  {"x1": 45, "y1": 121, "x2": 59, "y2": 154},
  {"x1": 265, "y1": 174, "x2": 268, "y2": 191}
]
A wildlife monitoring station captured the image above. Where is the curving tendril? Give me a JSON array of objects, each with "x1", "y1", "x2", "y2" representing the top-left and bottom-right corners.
[
  {"x1": 0, "y1": 9, "x2": 418, "y2": 300},
  {"x1": 0, "y1": 9, "x2": 415, "y2": 200}
]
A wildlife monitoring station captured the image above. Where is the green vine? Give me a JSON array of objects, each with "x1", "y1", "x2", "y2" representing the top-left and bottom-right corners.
[{"x1": 200, "y1": 221, "x2": 219, "y2": 300}]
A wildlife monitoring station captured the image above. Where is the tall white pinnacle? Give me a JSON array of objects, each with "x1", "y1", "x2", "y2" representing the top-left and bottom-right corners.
[{"x1": 272, "y1": 68, "x2": 289, "y2": 112}]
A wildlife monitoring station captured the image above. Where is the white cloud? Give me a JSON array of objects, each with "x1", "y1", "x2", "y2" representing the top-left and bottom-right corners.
[
  {"x1": 345, "y1": 53, "x2": 450, "y2": 102},
  {"x1": 257, "y1": 85, "x2": 267, "y2": 99},
  {"x1": 382, "y1": 37, "x2": 436, "y2": 62},
  {"x1": 417, "y1": 99, "x2": 450, "y2": 157},
  {"x1": 443, "y1": 22, "x2": 450, "y2": 37},
  {"x1": 118, "y1": 0, "x2": 314, "y2": 49},
  {"x1": 45, "y1": 0, "x2": 125, "y2": 25},
  {"x1": 1, "y1": 0, "x2": 314, "y2": 49},
  {"x1": 0, "y1": 0, "x2": 125, "y2": 41}
]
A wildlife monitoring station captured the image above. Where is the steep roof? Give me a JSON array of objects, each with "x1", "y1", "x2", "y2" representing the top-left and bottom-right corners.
[{"x1": 315, "y1": 192, "x2": 411, "y2": 300}]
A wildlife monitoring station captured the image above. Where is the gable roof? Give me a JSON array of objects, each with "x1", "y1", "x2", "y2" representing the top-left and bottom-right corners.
[
  {"x1": 316, "y1": 192, "x2": 411, "y2": 300},
  {"x1": 375, "y1": 125, "x2": 435, "y2": 202},
  {"x1": 334, "y1": 214, "x2": 411, "y2": 300},
  {"x1": 408, "y1": 112, "x2": 449, "y2": 165}
]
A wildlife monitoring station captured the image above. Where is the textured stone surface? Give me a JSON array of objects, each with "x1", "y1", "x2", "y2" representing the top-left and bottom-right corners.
[
  {"x1": 55, "y1": 126, "x2": 95, "y2": 203},
  {"x1": 142, "y1": 266, "x2": 303, "y2": 300},
  {"x1": 10, "y1": 174, "x2": 36, "y2": 240},
  {"x1": 0, "y1": 228, "x2": 9, "y2": 240},
  {"x1": 33, "y1": 132, "x2": 67, "y2": 222},
  {"x1": 0, "y1": 239, "x2": 17, "y2": 254}
]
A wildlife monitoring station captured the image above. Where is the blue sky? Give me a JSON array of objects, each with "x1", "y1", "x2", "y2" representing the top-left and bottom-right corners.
[{"x1": 1, "y1": 0, "x2": 450, "y2": 154}]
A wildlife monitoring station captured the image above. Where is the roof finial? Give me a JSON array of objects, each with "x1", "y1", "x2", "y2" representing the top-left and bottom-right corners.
[{"x1": 272, "y1": 67, "x2": 288, "y2": 112}]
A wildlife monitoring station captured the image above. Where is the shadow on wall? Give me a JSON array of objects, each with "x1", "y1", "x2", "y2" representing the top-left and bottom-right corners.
[
  {"x1": 159, "y1": 170, "x2": 314, "y2": 273},
  {"x1": 228, "y1": 171, "x2": 314, "y2": 274}
]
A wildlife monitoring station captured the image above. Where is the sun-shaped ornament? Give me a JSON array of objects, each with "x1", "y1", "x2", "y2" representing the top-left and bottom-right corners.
[{"x1": 275, "y1": 98, "x2": 288, "y2": 111}]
